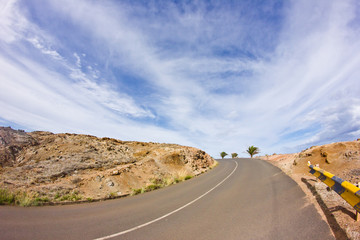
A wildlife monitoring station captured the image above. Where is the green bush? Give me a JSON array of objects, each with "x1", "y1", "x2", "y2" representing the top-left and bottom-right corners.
[
  {"x1": 145, "y1": 184, "x2": 161, "y2": 192},
  {"x1": 16, "y1": 192, "x2": 35, "y2": 206},
  {"x1": 54, "y1": 192, "x2": 61, "y2": 199},
  {"x1": 0, "y1": 188, "x2": 15, "y2": 205},
  {"x1": 59, "y1": 192, "x2": 82, "y2": 201},
  {"x1": 132, "y1": 188, "x2": 144, "y2": 195},
  {"x1": 184, "y1": 175, "x2": 193, "y2": 180}
]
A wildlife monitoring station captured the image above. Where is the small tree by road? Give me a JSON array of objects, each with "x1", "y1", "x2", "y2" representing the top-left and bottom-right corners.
[
  {"x1": 220, "y1": 152, "x2": 228, "y2": 159},
  {"x1": 231, "y1": 153, "x2": 238, "y2": 158},
  {"x1": 246, "y1": 146, "x2": 260, "y2": 158}
]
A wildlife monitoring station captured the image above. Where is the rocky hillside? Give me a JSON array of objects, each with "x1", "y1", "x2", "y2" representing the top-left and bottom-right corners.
[
  {"x1": 0, "y1": 127, "x2": 215, "y2": 205},
  {"x1": 262, "y1": 140, "x2": 360, "y2": 182},
  {"x1": 293, "y1": 141, "x2": 360, "y2": 181}
]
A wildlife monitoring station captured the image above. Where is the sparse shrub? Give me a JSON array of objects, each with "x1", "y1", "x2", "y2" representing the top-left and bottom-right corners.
[
  {"x1": 210, "y1": 161, "x2": 219, "y2": 169},
  {"x1": 163, "y1": 177, "x2": 174, "y2": 186},
  {"x1": 35, "y1": 196, "x2": 49, "y2": 202},
  {"x1": 59, "y1": 195, "x2": 70, "y2": 201},
  {"x1": 108, "y1": 192, "x2": 117, "y2": 198},
  {"x1": 184, "y1": 175, "x2": 192, "y2": 180},
  {"x1": 145, "y1": 184, "x2": 161, "y2": 192},
  {"x1": 151, "y1": 178, "x2": 164, "y2": 185},
  {"x1": 131, "y1": 174, "x2": 195, "y2": 196},
  {"x1": 132, "y1": 188, "x2": 144, "y2": 195},
  {"x1": 54, "y1": 192, "x2": 61, "y2": 199},
  {"x1": 59, "y1": 192, "x2": 82, "y2": 201},
  {"x1": 16, "y1": 192, "x2": 35, "y2": 206},
  {"x1": 0, "y1": 189, "x2": 49, "y2": 206},
  {"x1": 33, "y1": 196, "x2": 49, "y2": 206},
  {"x1": 0, "y1": 188, "x2": 15, "y2": 205}
]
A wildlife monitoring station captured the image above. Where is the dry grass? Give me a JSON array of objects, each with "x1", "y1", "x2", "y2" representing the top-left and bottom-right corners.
[
  {"x1": 210, "y1": 160, "x2": 219, "y2": 169},
  {"x1": 0, "y1": 188, "x2": 50, "y2": 206},
  {"x1": 131, "y1": 169, "x2": 195, "y2": 196},
  {"x1": 174, "y1": 169, "x2": 192, "y2": 182}
]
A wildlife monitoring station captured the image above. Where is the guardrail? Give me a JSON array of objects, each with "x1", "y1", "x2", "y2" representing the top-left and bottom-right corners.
[{"x1": 307, "y1": 161, "x2": 360, "y2": 221}]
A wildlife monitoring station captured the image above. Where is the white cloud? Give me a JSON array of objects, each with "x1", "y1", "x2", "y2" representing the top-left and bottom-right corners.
[
  {"x1": 0, "y1": 53, "x2": 190, "y2": 144},
  {"x1": 73, "y1": 53, "x2": 81, "y2": 68},
  {"x1": 69, "y1": 68, "x2": 154, "y2": 118},
  {"x1": 27, "y1": 37, "x2": 62, "y2": 60},
  {"x1": 0, "y1": 0, "x2": 360, "y2": 157},
  {"x1": 0, "y1": 1, "x2": 157, "y2": 126},
  {"x1": 0, "y1": 0, "x2": 27, "y2": 43}
]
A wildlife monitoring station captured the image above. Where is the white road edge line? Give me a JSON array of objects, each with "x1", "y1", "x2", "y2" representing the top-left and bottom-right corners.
[{"x1": 94, "y1": 160, "x2": 238, "y2": 240}]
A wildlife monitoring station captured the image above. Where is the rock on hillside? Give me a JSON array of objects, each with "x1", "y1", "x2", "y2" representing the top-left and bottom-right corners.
[
  {"x1": 262, "y1": 140, "x2": 360, "y2": 182},
  {"x1": 0, "y1": 127, "x2": 215, "y2": 204},
  {"x1": 292, "y1": 141, "x2": 360, "y2": 181},
  {"x1": 0, "y1": 127, "x2": 38, "y2": 167}
]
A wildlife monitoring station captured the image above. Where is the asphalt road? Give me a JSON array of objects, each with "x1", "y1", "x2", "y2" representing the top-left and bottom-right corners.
[{"x1": 0, "y1": 158, "x2": 335, "y2": 240}]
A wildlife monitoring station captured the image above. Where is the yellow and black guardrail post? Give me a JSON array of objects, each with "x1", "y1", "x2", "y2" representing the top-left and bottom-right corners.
[{"x1": 308, "y1": 161, "x2": 360, "y2": 221}]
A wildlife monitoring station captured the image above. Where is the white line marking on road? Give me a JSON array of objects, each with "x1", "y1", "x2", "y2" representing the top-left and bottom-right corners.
[{"x1": 94, "y1": 160, "x2": 238, "y2": 240}]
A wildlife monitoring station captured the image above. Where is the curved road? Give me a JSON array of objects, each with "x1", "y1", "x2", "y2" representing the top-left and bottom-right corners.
[{"x1": 0, "y1": 158, "x2": 334, "y2": 240}]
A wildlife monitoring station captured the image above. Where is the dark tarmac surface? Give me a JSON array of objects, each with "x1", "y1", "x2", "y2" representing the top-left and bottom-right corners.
[{"x1": 0, "y1": 158, "x2": 334, "y2": 240}]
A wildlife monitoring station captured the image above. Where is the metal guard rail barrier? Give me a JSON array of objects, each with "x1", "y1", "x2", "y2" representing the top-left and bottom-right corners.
[{"x1": 307, "y1": 162, "x2": 360, "y2": 218}]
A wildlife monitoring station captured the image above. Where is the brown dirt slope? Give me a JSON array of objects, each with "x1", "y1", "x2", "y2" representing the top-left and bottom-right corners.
[
  {"x1": 0, "y1": 127, "x2": 215, "y2": 205},
  {"x1": 260, "y1": 140, "x2": 360, "y2": 239}
]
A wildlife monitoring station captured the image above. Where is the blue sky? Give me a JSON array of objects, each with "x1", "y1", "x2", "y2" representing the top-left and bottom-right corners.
[{"x1": 1, "y1": 0, "x2": 360, "y2": 157}]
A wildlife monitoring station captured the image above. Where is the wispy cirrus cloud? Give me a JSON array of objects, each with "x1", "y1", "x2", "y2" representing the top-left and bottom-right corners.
[
  {"x1": 0, "y1": 0, "x2": 359, "y2": 157},
  {"x1": 0, "y1": 0, "x2": 155, "y2": 118}
]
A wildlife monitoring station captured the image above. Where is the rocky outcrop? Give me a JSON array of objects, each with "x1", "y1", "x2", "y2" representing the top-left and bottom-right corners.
[
  {"x1": 0, "y1": 127, "x2": 215, "y2": 204},
  {"x1": 261, "y1": 140, "x2": 360, "y2": 184},
  {"x1": 0, "y1": 127, "x2": 38, "y2": 167},
  {"x1": 292, "y1": 141, "x2": 360, "y2": 181}
]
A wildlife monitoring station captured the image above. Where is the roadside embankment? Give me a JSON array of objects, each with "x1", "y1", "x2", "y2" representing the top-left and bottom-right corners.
[
  {"x1": 0, "y1": 127, "x2": 215, "y2": 206},
  {"x1": 260, "y1": 140, "x2": 360, "y2": 239}
]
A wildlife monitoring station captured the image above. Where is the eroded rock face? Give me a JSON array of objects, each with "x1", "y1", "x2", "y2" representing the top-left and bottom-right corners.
[
  {"x1": 0, "y1": 127, "x2": 215, "y2": 203},
  {"x1": 0, "y1": 127, "x2": 38, "y2": 167}
]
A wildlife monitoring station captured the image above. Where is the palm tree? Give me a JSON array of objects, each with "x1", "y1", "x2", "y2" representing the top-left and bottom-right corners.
[
  {"x1": 231, "y1": 153, "x2": 238, "y2": 158},
  {"x1": 220, "y1": 152, "x2": 228, "y2": 159},
  {"x1": 246, "y1": 146, "x2": 260, "y2": 158}
]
